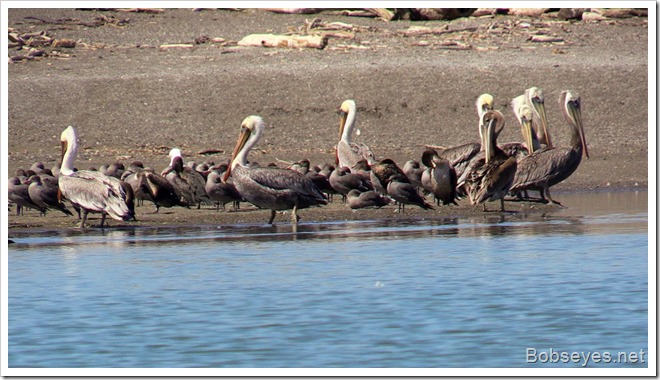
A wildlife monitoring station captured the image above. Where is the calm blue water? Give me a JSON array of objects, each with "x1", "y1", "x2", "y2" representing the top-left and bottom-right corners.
[{"x1": 8, "y1": 191, "x2": 649, "y2": 368}]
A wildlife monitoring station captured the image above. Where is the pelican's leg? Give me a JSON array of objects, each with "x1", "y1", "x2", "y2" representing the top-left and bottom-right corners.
[
  {"x1": 500, "y1": 198, "x2": 506, "y2": 212},
  {"x1": 268, "y1": 209, "x2": 277, "y2": 225},
  {"x1": 544, "y1": 188, "x2": 564, "y2": 208},
  {"x1": 99, "y1": 214, "x2": 107, "y2": 228},
  {"x1": 482, "y1": 203, "x2": 488, "y2": 212},
  {"x1": 78, "y1": 210, "x2": 89, "y2": 228},
  {"x1": 291, "y1": 205, "x2": 300, "y2": 224}
]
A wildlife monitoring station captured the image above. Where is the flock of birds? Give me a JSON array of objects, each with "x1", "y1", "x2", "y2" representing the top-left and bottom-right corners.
[{"x1": 8, "y1": 86, "x2": 588, "y2": 228}]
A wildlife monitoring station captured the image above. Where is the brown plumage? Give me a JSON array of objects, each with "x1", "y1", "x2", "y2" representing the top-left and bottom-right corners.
[
  {"x1": 463, "y1": 110, "x2": 517, "y2": 212},
  {"x1": 509, "y1": 90, "x2": 588, "y2": 206},
  {"x1": 421, "y1": 149, "x2": 458, "y2": 206}
]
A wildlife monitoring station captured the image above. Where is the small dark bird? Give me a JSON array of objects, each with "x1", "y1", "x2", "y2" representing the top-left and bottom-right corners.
[
  {"x1": 346, "y1": 189, "x2": 392, "y2": 209},
  {"x1": 421, "y1": 149, "x2": 458, "y2": 206}
]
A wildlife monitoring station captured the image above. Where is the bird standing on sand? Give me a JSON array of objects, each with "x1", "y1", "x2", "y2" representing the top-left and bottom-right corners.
[
  {"x1": 223, "y1": 115, "x2": 328, "y2": 224},
  {"x1": 58, "y1": 126, "x2": 133, "y2": 228},
  {"x1": 336, "y1": 99, "x2": 376, "y2": 168}
]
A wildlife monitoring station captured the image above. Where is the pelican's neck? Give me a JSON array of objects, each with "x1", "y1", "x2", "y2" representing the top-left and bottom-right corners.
[
  {"x1": 231, "y1": 127, "x2": 262, "y2": 170},
  {"x1": 60, "y1": 138, "x2": 78, "y2": 176},
  {"x1": 341, "y1": 103, "x2": 357, "y2": 144}
]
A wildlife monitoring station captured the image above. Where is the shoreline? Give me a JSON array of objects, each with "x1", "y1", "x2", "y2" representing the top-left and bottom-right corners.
[
  {"x1": 7, "y1": 9, "x2": 649, "y2": 233},
  {"x1": 8, "y1": 187, "x2": 648, "y2": 234}
]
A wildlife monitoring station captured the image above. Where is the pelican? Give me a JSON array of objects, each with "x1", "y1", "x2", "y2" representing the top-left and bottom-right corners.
[
  {"x1": 402, "y1": 160, "x2": 425, "y2": 189},
  {"x1": 386, "y1": 173, "x2": 434, "y2": 213},
  {"x1": 136, "y1": 169, "x2": 182, "y2": 212},
  {"x1": 431, "y1": 93, "x2": 494, "y2": 179},
  {"x1": 205, "y1": 168, "x2": 243, "y2": 211},
  {"x1": 336, "y1": 100, "x2": 376, "y2": 168},
  {"x1": 58, "y1": 126, "x2": 133, "y2": 228},
  {"x1": 463, "y1": 110, "x2": 517, "y2": 211},
  {"x1": 28, "y1": 175, "x2": 74, "y2": 216},
  {"x1": 370, "y1": 158, "x2": 408, "y2": 195},
  {"x1": 9, "y1": 176, "x2": 44, "y2": 215},
  {"x1": 163, "y1": 149, "x2": 212, "y2": 209},
  {"x1": 223, "y1": 116, "x2": 328, "y2": 224},
  {"x1": 421, "y1": 149, "x2": 458, "y2": 206},
  {"x1": 329, "y1": 166, "x2": 373, "y2": 202},
  {"x1": 501, "y1": 101, "x2": 542, "y2": 159},
  {"x1": 346, "y1": 189, "x2": 392, "y2": 209},
  {"x1": 512, "y1": 87, "x2": 552, "y2": 149},
  {"x1": 509, "y1": 90, "x2": 588, "y2": 206}
]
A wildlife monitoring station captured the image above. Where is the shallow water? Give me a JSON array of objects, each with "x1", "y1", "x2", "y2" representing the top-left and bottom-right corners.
[{"x1": 8, "y1": 190, "x2": 649, "y2": 368}]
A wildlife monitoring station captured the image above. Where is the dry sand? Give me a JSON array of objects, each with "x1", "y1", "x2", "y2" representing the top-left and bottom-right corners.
[{"x1": 7, "y1": 8, "x2": 649, "y2": 230}]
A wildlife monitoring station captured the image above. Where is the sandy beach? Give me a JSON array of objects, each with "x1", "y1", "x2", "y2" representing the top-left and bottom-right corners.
[{"x1": 7, "y1": 8, "x2": 649, "y2": 230}]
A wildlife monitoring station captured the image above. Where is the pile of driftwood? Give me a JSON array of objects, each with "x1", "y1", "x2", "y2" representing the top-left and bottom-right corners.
[
  {"x1": 262, "y1": 7, "x2": 648, "y2": 21},
  {"x1": 8, "y1": 29, "x2": 78, "y2": 62},
  {"x1": 8, "y1": 14, "x2": 132, "y2": 63}
]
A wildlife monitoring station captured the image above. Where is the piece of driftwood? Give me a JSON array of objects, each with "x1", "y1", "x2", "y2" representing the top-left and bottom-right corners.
[
  {"x1": 263, "y1": 8, "x2": 324, "y2": 14},
  {"x1": 400, "y1": 25, "x2": 478, "y2": 37},
  {"x1": 198, "y1": 149, "x2": 225, "y2": 155},
  {"x1": 52, "y1": 38, "x2": 77, "y2": 48},
  {"x1": 409, "y1": 8, "x2": 476, "y2": 20},
  {"x1": 365, "y1": 8, "x2": 406, "y2": 21},
  {"x1": 581, "y1": 12, "x2": 606, "y2": 22},
  {"x1": 159, "y1": 43, "x2": 195, "y2": 49},
  {"x1": 557, "y1": 8, "x2": 587, "y2": 20},
  {"x1": 508, "y1": 8, "x2": 551, "y2": 17},
  {"x1": 116, "y1": 8, "x2": 164, "y2": 13},
  {"x1": 591, "y1": 8, "x2": 641, "y2": 18},
  {"x1": 530, "y1": 35, "x2": 564, "y2": 43},
  {"x1": 333, "y1": 9, "x2": 377, "y2": 18},
  {"x1": 472, "y1": 8, "x2": 497, "y2": 17},
  {"x1": 238, "y1": 34, "x2": 327, "y2": 49}
]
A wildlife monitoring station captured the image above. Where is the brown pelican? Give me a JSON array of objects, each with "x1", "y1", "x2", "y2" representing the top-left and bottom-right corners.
[
  {"x1": 289, "y1": 159, "x2": 311, "y2": 175},
  {"x1": 512, "y1": 87, "x2": 552, "y2": 149},
  {"x1": 386, "y1": 173, "x2": 434, "y2": 213},
  {"x1": 336, "y1": 100, "x2": 376, "y2": 168},
  {"x1": 500, "y1": 101, "x2": 542, "y2": 160},
  {"x1": 463, "y1": 110, "x2": 518, "y2": 211},
  {"x1": 329, "y1": 166, "x2": 373, "y2": 202},
  {"x1": 431, "y1": 93, "x2": 494, "y2": 179},
  {"x1": 9, "y1": 176, "x2": 44, "y2": 215},
  {"x1": 421, "y1": 149, "x2": 458, "y2": 206},
  {"x1": 205, "y1": 168, "x2": 243, "y2": 211},
  {"x1": 163, "y1": 149, "x2": 212, "y2": 209},
  {"x1": 370, "y1": 158, "x2": 408, "y2": 195},
  {"x1": 223, "y1": 115, "x2": 328, "y2": 224},
  {"x1": 27, "y1": 175, "x2": 74, "y2": 216},
  {"x1": 402, "y1": 160, "x2": 425, "y2": 189},
  {"x1": 509, "y1": 90, "x2": 588, "y2": 206},
  {"x1": 58, "y1": 126, "x2": 133, "y2": 228},
  {"x1": 136, "y1": 169, "x2": 182, "y2": 212},
  {"x1": 346, "y1": 189, "x2": 392, "y2": 209}
]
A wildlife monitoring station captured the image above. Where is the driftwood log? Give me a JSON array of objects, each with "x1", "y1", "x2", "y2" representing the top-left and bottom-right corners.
[
  {"x1": 409, "y1": 8, "x2": 476, "y2": 20},
  {"x1": 238, "y1": 34, "x2": 327, "y2": 49},
  {"x1": 507, "y1": 8, "x2": 552, "y2": 17},
  {"x1": 263, "y1": 8, "x2": 324, "y2": 14},
  {"x1": 530, "y1": 35, "x2": 564, "y2": 43}
]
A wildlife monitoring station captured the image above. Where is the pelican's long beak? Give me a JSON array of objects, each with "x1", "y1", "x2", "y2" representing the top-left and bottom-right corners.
[
  {"x1": 223, "y1": 126, "x2": 251, "y2": 182},
  {"x1": 339, "y1": 109, "x2": 348, "y2": 140},
  {"x1": 568, "y1": 101, "x2": 589, "y2": 158},
  {"x1": 484, "y1": 117, "x2": 496, "y2": 163},
  {"x1": 520, "y1": 115, "x2": 535, "y2": 155},
  {"x1": 532, "y1": 99, "x2": 552, "y2": 148},
  {"x1": 60, "y1": 140, "x2": 67, "y2": 166}
]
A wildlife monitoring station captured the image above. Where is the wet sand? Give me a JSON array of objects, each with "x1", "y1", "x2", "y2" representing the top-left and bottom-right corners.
[{"x1": 7, "y1": 8, "x2": 649, "y2": 230}]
